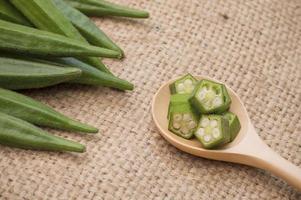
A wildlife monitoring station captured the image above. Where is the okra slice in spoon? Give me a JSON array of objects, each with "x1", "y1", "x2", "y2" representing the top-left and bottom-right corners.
[
  {"x1": 168, "y1": 102, "x2": 198, "y2": 139},
  {"x1": 152, "y1": 75, "x2": 301, "y2": 191},
  {"x1": 189, "y1": 79, "x2": 231, "y2": 114},
  {"x1": 169, "y1": 73, "x2": 198, "y2": 95}
]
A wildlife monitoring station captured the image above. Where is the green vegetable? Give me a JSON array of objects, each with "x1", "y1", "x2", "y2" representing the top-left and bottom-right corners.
[
  {"x1": 10, "y1": 0, "x2": 120, "y2": 73},
  {"x1": 0, "y1": 87, "x2": 98, "y2": 133},
  {"x1": 167, "y1": 94, "x2": 191, "y2": 119},
  {"x1": 0, "y1": 112, "x2": 85, "y2": 152},
  {"x1": 0, "y1": 55, "x2": 81, "y2": 90},
  {"x1": 194, "y1": 115, "x2": 230, "y2": 149},
  {"x1": 223, "y1": 112, "x2": 241, "y2": 141},
  {"x1": 50, "y1": 57, "x2": 133, "y2": 90},
  {"x1": 189, "y1": 79, "x2": 231, "y2": 114},
  {"x1": 52, "y1": 0, "x2": 123, "y2": 54},
  {"x1": 0, "y1": 19, "x2": 120, "y2": 57},
  {"x1": 0, "y1": 0, "x2": 32, "y2": 26},
  {"x1": 65, "y1": 0, "x2": 149, "y2": 18},
  {"x1": 169, "y1": 74, "x2": 198, "y2": 95},
  {"x1": 168, "y1": 102, "x2": 199, "y2": 139}
]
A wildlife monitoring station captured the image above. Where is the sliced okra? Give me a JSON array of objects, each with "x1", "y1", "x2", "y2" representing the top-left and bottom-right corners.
[
  {"x1": 223, "y1": 112, "x2": 241, "y2": 141},
  {"x1": 167, "y1": 94, "x2": 191, "y2": 119},
  {"x1": 168, "y1": 103, "x2": 199, "y2": 139},
  {"x1": 189, "y1": 79, "x2": 231, "y2": 114},
  {"x1": 194, "y1": 115, "x2": 230, "y2": 149},
  {"x1": 169, "y1": 74, "x2": 198, "y2": 95}
]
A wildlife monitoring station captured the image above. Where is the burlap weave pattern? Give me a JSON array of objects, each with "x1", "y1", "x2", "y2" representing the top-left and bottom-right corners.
[{"x1": 0, "y1": 0, "x2": 300, "y2": 199}]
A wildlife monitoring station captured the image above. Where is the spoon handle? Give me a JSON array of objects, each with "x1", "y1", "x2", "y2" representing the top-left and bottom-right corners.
[{"x1": 230, "y1": 125, "x2": 301, "y2": 191}]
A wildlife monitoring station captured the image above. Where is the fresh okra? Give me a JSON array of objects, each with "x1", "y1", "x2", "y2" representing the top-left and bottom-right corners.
[
  {"x1": 0, "y1": 87, "x2": 98, "y2": 133},
  {"x1": 194, "y1": 115, "x2": 230, "y2": 149},
  {"x1": 10, "y1": 0, "x2": 119, "y2": 73},
  {"x1": 167, "y1": 94, "x2": 191, "y2": 119},
  {"x1": 50, "y1": 57, "x2": 134, "y2": 90},
  {"x1": 189, "y1": 79, "x2": 231, "y2": 114},
  {"x1": 168, "y1": 102, "x2": 199, "y2": 139},
  {"x1": 0, "y1": 0, "x2": 32, "y2": 26},
  {"x1": 52, "y1": 0, "x2": 123, "y2": 54},
  {"x1": 169, "y1": 74, "x2": 198, "y2": 95},
  {"x1": 0, "y1": 55, "x2": 81, "y2": 90},
  {"x1": 0, "y1": 20, "x2": 119, "y2": 57},
  {"x1": 65, "y1": 0, "x2": 149, "y2": 18},
  {"x1": 0, "y1": 112, "x2": 85, "y2": 152},
  {"x1": 222, "y1": 112, "x2": 241, "y2": 141}
]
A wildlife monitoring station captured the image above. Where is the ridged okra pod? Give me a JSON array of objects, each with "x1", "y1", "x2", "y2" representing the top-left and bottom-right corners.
[
  {"x1": 50, "y1": 57, "x2": 133, "y2": 90},
  {"x1": 0, "y1": 0, "x2": 32, "y2": 25},
  {"x1": 222, "y1": 112, "x2": 241, "y2": 141},
  {"x1": 168, "y1": 100, "x2": 199, "y2": 139},
  {"x1": 65, "y1": 0, "x2": 149, "y2": 18},
  {"x1": 0, "y1": 55, "x2": 82, "y2": 89},
  {"x1": 189, "y1": 79, "x2": 231, "y2": 114},
  {"x1": 0, "y1": 20, "x2": 120, "y2": 57},
  {"x1": 194, "y1": 115, "x2": 230, "y2": 149},
  {"x1": 10, "y1": 0, "x2": 118, "y2": 73},
  {"x1": 52, "y1": 0, "x2": 123, "y2": 54},
  {"x1": 169, "y1": 74, "x2": 198, "y2": 95},
  {"x1": 0, "y1": 112, "x2": 85, "y2": 152},
  {"x1": 0, "y1": 87, "x2": 98, "y2": 133}
]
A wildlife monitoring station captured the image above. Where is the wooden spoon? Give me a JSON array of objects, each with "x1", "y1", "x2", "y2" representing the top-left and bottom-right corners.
[{"x1": 152, "y1": 75, "x2": 301, "y2": 191}]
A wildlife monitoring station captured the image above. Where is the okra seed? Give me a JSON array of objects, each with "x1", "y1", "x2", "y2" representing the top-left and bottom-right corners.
[
  {"x1": 203, "y1": 135, "x2": 212, "y2": 142},
  {"x1": 184, "y1": 79, "x2": 193, "y2": 86},
  {"x1": 213, "y1": 96, "x2": 223, "y2": 107},
  {"x1": 196, "y1": 128, "x2": 205, "y2": 136},
  {"x1": 187, "y1": 121, "x2": 196, "y2": 129},
  {"x1": 210, "y1": 120, "x2": 218, "y2": 127},
  {"x1": 183, "y1": 114, "x2": 192, "y2": 121},
  {"x1": 173, "y1": 114, "x2": 182, "y2": 122},
  {"x1": 201, "y1": 118, "x2": 210, "y2": 127},
  {"x1": 181, "y1": 127, "x2": 190, "y2": 135},
  {"x1": 212, "y1": 128, "x2": 220, "y2": 138},
  {"x1": 197, "y1": 88, "x2": 207, "y2": 100},
  {"x1": 177, "y1": 83, "x2": 185, "y2": 91},
  {"x1": 173, "y1": 122, "x2": 181, "y2": 129}
]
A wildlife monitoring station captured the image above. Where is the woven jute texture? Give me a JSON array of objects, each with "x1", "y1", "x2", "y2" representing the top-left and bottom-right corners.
[{"x1": 0, "y1": 0, "x2": 300, "y2": 199}]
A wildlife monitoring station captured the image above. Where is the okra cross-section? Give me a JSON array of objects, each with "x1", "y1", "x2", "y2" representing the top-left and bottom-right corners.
[
  {"x1": 189, "y1": 79, "x2": 231, "y2": 114},
  {"x1": 223, "y1": 112, "x2": 241, "y2": 141},
  {"x1": 194, "y1": 115, "x2": 230, "y2": 149},
  {"x1": 169, "y1": 74, "x2": 198, "y2": 95},
  {"x1": 168, "y1": 103, "x2": 198, "y2": 139}
]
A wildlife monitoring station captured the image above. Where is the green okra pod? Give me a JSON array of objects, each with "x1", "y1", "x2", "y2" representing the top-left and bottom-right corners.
[
  {"x1": 65, "y1": 0, "x2": 149, "y2": 18},
  {"x1": 0, "y1": 87, "x2": 98, "y2": 133},
  {"x1": 0, "y1": 0, "x2": 32, "y2": 26},
  {"x1": 0, "y1": 55, "x2": 82, "y2": 90},
  {"x1": 0, "y1": 20, "x2": 120, "y2": 57},
  {"x1": 0, "y1": 112, "x2": 85, "y2": 152},
  {"x1": 10, "y1": 0, "x2": 118, "y2": 73},
  {"x1": 52, "y1": 0, "x2": 123, "y2": 54},
  {"x1": 50, "y1": 57, "x2": 133, "y2": 90}
]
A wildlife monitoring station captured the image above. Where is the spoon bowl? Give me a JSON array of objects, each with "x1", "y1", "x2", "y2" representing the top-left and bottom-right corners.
[{"x1": 152, "y1": 75, "x2": 301, "y2": 191}]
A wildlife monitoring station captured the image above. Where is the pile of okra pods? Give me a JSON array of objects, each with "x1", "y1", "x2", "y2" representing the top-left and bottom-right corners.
[
  {"x1": 0, "y1": 0, "x2": 148, "y2": 152},
  {"x1": 168, "y1": 74, "x2": 241, "y2": 149}
]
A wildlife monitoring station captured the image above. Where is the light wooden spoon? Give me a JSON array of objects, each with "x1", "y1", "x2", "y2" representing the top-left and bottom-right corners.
[{"x1": 152, "y1": 75, "x2": 301, "y2": 191}]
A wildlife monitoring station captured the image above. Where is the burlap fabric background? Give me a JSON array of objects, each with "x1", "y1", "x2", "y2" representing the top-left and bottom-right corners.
[{"x1": 0, "y1": 0, "x2": 300, "y2": 199}]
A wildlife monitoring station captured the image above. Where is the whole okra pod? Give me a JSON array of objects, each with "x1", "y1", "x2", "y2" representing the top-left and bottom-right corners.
[
  {"x1": 52, "y1": 0, "x2": 123, "y2": 54},
  {"x1": 0, "y1": 112, "x2": 85, "y2": 152},
  {"x1": 50, "y1": 57, "x2": 134, "y2": 90},
  {"x1": 0, "y1": 20, "x2": 120, "y2": 58},
  {"x1": 65, "y1": 0, "x2": 149, "y2": 18},
  {"x1": 0, "y1": 55, "x2": 82, "y2": 90},
  {"x1": 10, "y1": 0, "x2": 118, "y2": 73},
  {"x1": 0, "y1": 0, "x2": 32, "y2": 26},
  {"x1": 0, "y1": 87, "x2": 98, "y2": 133}
]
